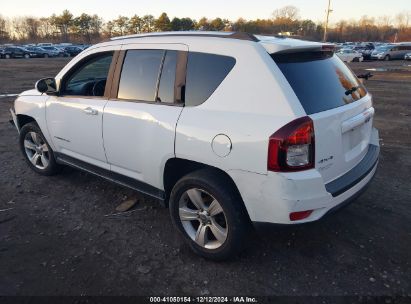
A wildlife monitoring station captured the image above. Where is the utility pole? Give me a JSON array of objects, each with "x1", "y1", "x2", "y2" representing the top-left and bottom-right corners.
[{"x1": 323, "y1": 0, "x2": 333, "y2": 42}]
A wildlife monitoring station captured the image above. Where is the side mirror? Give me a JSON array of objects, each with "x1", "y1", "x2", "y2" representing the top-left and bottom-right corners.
[{"x1": 35, "y1": 78, "x2": 57, "y2": 95}]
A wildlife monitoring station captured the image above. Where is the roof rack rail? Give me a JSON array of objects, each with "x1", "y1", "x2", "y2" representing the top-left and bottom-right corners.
[
  {"x1": 110, "y1": 31, "x2": 260, "y2": 42},
  {"x1": 227, "y1": 32, "x2": 260, "y2": 42}
]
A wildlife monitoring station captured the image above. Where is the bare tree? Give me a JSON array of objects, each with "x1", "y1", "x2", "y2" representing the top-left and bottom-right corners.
[
  {"x1": 273, "y1": 6, "x2": 300, "y2": 21},
  {"x1": 1, "y1": 8, "x2": 411, "y2": 43},
  {"x1": 142, "y1": 15, "x2": 155, "y2": 32},
  {"x1": 129, "y1": 15, "x2": 143, "y2": 34},
  {"x1": 396, "y1": 11, "x2": 410, "y2": 29},
  {"x1": 38, "y1": 17, "x2": 53, "y2": 39},
  {"x1": 0, "y1": 15, "x2": 9, "y2": 42},
  {"x1": 11, "y1": 17, "x2": 27, "y2": 40},
  {"x1": 112, "y1": 16, "x2": 129, "y2": 36},
  {"x1": 23, "y1": 17, "x2": 40, "y2": 41},
  {"x1": 50, "y1": 10, "x2": 73, "y2": 42}
]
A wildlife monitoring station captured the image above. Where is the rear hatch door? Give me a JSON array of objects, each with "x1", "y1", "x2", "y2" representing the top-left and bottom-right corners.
[{"x1": 272, "y1": 50, "x2": 374, "y2": 184}]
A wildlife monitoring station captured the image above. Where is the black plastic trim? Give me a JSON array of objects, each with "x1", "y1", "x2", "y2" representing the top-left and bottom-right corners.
[
  {"x1": 55, "y1": 153, "x2": 165, "y2": 201},
  {"x1": 325, "y1": 144, "x2": 379, "y2": 197}
]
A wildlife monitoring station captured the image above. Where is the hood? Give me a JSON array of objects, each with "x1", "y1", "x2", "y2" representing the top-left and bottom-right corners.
[{"x1": 19, "y1": 89, "x2": 42, "y2": 97}]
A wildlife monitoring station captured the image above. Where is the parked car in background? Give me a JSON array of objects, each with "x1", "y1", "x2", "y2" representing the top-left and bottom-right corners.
[
  {"x1": 1, "y1": 46, "x2": 31, "y2": 59},
  {"x1": 30, "y1": 47, "x2": 59, "y2": 58},
  {"x1": 404, "y1": 53, "x2": 411, "y2": 60},
  {"x1": 23, "y1": 47, "x2": 48, "y2": 58},
  {"x1": 10, "y1": 32, "x2": 379, "y2": 260},
  {"x1": 37, "y1": 43, "x2": 53, "y2": 47},
  {"x1": 77, "y1": 44, "x2": 91, "y2": 50},
  {"x1": 336, "y1": 48, "x2": 364, "y2": 62},
  {"x1": 371, "y1": 43, "x2": 411, "y2": 60},
  {"x1": 63, "y1": 45, "x2": 83, "y2": 57},
  {"x1": 41, "y1": 46, "x2": 69, "y2": 57},
  {"x1": 356, "y1": 43, "x2": 375, "y2": 60}
]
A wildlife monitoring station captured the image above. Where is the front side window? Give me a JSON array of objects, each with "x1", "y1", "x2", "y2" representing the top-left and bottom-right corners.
[
  {"x1": 117, "y1": 50, "x2": 164, "y2": 101},
  {"x1": 184, "y1": 52, "x2": 236, "y2": 107},
  {"x1": 63, "y1": 52, "x2": 113, "y2": 97}
]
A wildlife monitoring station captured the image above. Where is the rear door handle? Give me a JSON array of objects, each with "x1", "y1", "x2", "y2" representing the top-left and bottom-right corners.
[{"x1": 83, "y1": 107, "x2": 98, "y2": 115}]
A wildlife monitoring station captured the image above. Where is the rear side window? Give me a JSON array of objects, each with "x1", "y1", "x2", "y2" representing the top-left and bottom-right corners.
[
  {"x1": 272, "y1": 52, "x2": 367, "y2": 115},
  {"x1": 118, "y1": 50, "x2": 164, "y2": 101},
  {"x1": 157, "y1": 50, "x2": 177, "y2": 103},
  {"x1": 185, "y1": 52, "x2": 236, "y2": 106}
]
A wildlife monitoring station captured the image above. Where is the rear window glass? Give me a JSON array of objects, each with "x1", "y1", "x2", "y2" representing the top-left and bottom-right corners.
[
  {"x1": 272, "y1": 52, "x2": 367, "y2": 114},
  {"x1": 157, "y1": 50, "x2": 177, "y2": 103},
  {"x1": 185, "y1": 52, "x2": 236, "y2": 106}
]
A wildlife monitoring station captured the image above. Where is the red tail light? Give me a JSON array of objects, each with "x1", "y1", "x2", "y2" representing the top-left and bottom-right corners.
[
  {"x1": 290, "y1": 210, "x2": 313, "y2": 221},
  {"x1": 268, "y1": 116, "x2": 315, "y2": 172}
]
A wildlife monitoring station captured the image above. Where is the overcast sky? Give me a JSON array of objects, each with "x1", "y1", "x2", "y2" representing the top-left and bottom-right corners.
[{"x1": 1, "y1": 0, "x2": 410, "y2": 23}]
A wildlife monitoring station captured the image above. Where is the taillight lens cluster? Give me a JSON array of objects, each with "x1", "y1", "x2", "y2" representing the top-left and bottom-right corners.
[{"x1": 268, "y1": 116, "x2": 315, "y2": 172}]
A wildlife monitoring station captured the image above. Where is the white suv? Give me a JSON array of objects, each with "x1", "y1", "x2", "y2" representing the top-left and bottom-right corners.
[{"x1": 10, "y1": 32, "x2": 380, "y2": 260}]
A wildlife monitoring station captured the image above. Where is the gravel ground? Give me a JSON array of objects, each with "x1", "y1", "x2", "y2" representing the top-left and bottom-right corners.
[{"x1": 0, "y1": 58, "x2": 410, "y2": 296}]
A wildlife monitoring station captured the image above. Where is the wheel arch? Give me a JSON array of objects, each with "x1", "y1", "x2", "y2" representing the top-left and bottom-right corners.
[
  {"x1": 163, "y1": 158, "x2": 247, "y2": 212},
  {"x1": 16, "y1": 114, "x2": 36, "y2": 128}
]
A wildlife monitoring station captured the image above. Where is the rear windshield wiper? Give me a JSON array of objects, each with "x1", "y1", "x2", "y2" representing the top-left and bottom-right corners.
[{"x1": 345, "y1": 86, "x2": 360, "y2": 95}]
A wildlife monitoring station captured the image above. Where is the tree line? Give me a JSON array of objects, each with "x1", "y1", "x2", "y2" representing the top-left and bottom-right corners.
[{"x1": 0, "y1": 6, "x2": 410, "y2": 44}]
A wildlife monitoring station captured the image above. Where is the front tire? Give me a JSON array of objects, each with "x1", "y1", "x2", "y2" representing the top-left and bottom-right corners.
[
  {"x1": 384, "y1": 55, "x2": 391, "y2": 61},
  {"x1": 19, "y1": 122, "x2": 61, "y2": 176},
  {"x1": 169, "y1": 169, "x2": 251, "y2": 260}
]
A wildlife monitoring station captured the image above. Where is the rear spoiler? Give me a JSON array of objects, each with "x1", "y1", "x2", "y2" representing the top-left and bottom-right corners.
[{"x1": 258, "y1": 36, "x2": 336, "y2": 54}]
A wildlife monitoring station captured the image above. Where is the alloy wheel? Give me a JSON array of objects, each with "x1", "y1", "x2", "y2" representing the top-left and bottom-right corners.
[
  {"x1": 178, "y1": 188, "x2": 228, "y2": 249},
  {"x1": 23, "y1": 131, "x2": 50, "y2": 170}
]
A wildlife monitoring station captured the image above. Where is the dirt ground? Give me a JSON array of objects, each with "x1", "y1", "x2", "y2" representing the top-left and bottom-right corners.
[{"x1": 0, "y1": 58, "x2": 410, "y2": 297}]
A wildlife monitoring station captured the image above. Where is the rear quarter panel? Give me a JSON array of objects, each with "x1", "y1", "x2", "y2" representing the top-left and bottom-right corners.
[{"x1": 175, "y1": 41, "x2": 305, "y2": 174}]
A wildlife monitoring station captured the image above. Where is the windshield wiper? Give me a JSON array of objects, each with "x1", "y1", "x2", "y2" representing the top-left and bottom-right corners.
[{"x1": 345, "y1": 86, "x2": 360, "y2": 95}]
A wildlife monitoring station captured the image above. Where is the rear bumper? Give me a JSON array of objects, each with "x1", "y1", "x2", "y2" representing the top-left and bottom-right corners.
[
  {"x1": 325, "y1": 144, "x2": 379, "y2": 197},
  {"x1": 229, "y1": 128, "x2": 380, "y2": 225}
]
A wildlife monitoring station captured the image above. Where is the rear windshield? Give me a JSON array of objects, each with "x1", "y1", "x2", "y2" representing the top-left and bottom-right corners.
[{"x1": 272, "y1": 52, "x2": 367, "y2": 114}]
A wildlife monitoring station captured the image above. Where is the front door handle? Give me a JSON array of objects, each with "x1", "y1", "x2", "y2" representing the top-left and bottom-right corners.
[{"x1": 83, "y1": 107, "x2": 98, "y2": 115}]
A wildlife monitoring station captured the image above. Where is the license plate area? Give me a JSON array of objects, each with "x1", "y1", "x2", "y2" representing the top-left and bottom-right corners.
[{"x1": 341, "y1": 108, "x2": 374, "y2": 162}]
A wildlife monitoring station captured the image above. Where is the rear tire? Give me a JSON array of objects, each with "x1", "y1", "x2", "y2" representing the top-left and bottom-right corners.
[
  {"x1": 43, "y1": 54, "x2": 49, "y2": 58},
  {"x1": 169, "y1": 169, "x2": 252, "y2": 260},
  {"x1": 19, "y1": 122, "x2": 61, "y2": 176},
  {"x1": 24, "y1": 54, "x2": 30, "y2": 59}
]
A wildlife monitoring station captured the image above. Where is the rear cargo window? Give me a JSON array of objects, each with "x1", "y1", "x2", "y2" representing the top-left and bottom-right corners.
[
  {"x1": 185, "y1": 52, "x2": 236, "y2": 106},
  {"x1": 272, "y1": 52, "x2": 367, "y2": 114}
]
